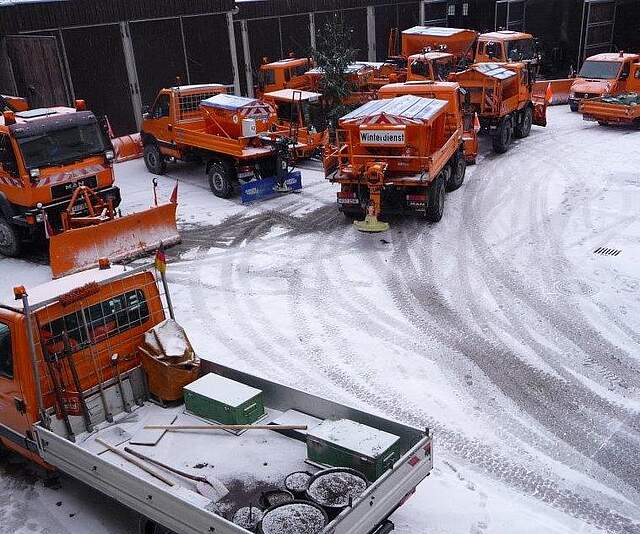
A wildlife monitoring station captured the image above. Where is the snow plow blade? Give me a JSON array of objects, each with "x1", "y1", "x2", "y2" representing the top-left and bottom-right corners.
[
  {"x1": 49, "y1": 203, "x2": 180, "y2": 278},
  {"x1": 112, "y1": 133, "x2": 143, "y2": 162}
]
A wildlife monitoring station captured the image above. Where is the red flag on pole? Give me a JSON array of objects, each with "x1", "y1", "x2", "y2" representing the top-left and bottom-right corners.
[
  {"x1": 154, "y1": 242, "x2": 167, "y2": 274},
  {"x1": 169, "y1": 181, "x2": 178, "y2": 204}
]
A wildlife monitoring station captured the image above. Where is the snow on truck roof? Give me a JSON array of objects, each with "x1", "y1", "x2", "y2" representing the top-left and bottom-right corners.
[
  {"x1": 341, "y1": 94, "x2": 448, "y2": 124},
  {"x1": 403, "y1": 26, "x2": 473, "y2": 37},
  {"x1": 264, "y1": 89, "x2": 322, "y2": 102},
  {"x1": 3, "y1": 264, "x2": 130, "y2": 311},
  {"x1": 479, "y1": 30, "x2": 532, "y2": 40},
  {"x1": 586, "y1": 53, "x2": 639, "y2": 62},
  {"x1": 201, "y1": 93, "x2": 273, "y2": 113}
]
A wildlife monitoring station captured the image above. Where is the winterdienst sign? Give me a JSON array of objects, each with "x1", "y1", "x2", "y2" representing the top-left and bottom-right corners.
[{"x1": 359, "y1": 129, "x2": 406, "y2": 146}]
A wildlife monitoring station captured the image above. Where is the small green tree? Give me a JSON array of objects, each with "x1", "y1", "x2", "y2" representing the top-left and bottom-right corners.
[{"x1": 312, "y1": 14, "x2": 359, "y2": 129}]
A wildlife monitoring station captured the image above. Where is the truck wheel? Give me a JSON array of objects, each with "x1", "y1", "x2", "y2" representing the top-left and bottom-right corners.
[
  {"x1": 207, "y1": 162, "x2": 234, "y2": 198},
  {"x1": 447, "y1": 153, "x2": 466, "y2": 192},
  {"x1": 492, "y1": 117, "x2": 513, "y2": 154},
  {"x1": 515, "y1": 107, "x2": 533, "y2": 138},
  {"x1": 424, "y1": 177, "x2": 445, "y2": 222},
  {"x1": 143, "y1": 144, "x2": 167, "y2": 175},
  {"x1": 0, "y1": 218, "x2": 21, "y2": 257}
]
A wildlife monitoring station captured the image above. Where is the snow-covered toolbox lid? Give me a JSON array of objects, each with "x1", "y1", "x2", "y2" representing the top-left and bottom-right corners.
[
  {"x1": 471, "y1": 63, "x2": 517, "y2": 80},
  {"x1": 307, "y1": 419, "x2": 400, "y2": 459},
  {"x1": 184, "y1": 373, "x2": 262, "y2": 407},
  {"x1": 340, "y1": 94, "x2": 448, "y2": 124},
  {"x1": 403, "y1": 26, "x2": 471, "y2": 37},
  {"x1": 201, "y1": 93, "x2": 273, "y2": 114}
]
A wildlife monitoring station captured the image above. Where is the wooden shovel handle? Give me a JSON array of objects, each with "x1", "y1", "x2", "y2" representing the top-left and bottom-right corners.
[
  {"x1": 96, "y1": 438, "x2": 175, "y2": 486},
  {"x1": 144, "y1": 424, "x2": 308, "y2": 431}
]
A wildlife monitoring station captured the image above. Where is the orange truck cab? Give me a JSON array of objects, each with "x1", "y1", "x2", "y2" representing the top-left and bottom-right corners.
[
  {"x1": 324, "y1": 94, "x2": 466, "y2": 231},
  {"x1": 256, "y1": 57, "x2": 314, "y2": 96},
  {"x1": 0, "y1": 264, "x2": 163, "y2": 465},
  {"x1": 407, "y1": 52, "x2": 457, "y2": 82},
  {"x1": 450, "y1": 62, "x2": 547, "y2": 153},
  {"x1": 569, "y1": 52, "x2": 640, "y2": 111},
  {"x1": 378, "y1": 80, "x2": 478, "y2": 164},
  {"x1": 475, "y1": 30, "x2": 538, "y2": 64},
  {"x1": 307, "y1": 63, "x2": 379, "y2": 105},
  {"x1": 262, "y1": 89, "x2": 328, "y2": 158}
]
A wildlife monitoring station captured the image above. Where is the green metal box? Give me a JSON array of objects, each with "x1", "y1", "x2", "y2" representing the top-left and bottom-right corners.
[
  {"x1": 183, "y1": 373, "x2": 265, "y2": 425},
  {"x1": 306, "y1": 419, "x2": 401, "y2": 481}
]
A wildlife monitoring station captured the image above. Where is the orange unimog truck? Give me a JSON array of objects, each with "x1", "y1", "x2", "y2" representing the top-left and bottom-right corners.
[
  {"x1": 262, "y1": 89, "x2": 328, "y2": 159},
  {"x1": 579, "y1": 61, "x2": 640, "y2": 126},
  {"x1": 378, "y1": 80, "x2": 478, "y2": 164},
  {"x1": 0, "y1": 262, "x2": 435, "y2": 534},
  {"x1": 324, "y1": 94, "x2": 466, "y2": 232},
  {"x1": 450, "y1": 62, "x2": 547, "y2": 153},
  {"x1": 569, "y1": 52, "x2": 640, "y2": 111},
  {"x1": 0, "y1": 104, "x2": 179, "y2": 278},
  {"x1": 256, "y1": 57, "x2": 314, "y2": 96},
  {"x1": 142, "y1": 87, "x2": 301, "y2": 201}
]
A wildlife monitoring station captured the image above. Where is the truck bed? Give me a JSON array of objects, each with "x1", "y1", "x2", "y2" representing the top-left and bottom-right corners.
[
  {"x1": 174, "y1": 120, "x2": 275, "y2": 159},
  {"x1": 34, "y1": 362, "x2": 432, "y2": 534},
  {"x1": 581, "y1": 93, "x2": 640, "y2": 125}
]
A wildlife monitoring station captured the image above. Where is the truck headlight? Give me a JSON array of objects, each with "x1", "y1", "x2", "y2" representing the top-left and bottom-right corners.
[{"x1": 105, "y1": 150, "x2": 115, "y2": 162}]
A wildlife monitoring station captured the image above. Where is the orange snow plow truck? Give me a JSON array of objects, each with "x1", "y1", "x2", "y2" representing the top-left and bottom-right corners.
[
  {"x1": 0, "y1": 103, "x2": 179, "y2": 278},
  {"x1": 324, "y1": 94, "x2": 466, "y2": 232},
  {"x1": 450, "y1": 62, "x2": 547, "y2": 153}
]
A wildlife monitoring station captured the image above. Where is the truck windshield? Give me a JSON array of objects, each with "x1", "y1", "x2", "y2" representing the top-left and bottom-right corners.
[
  {"x1": 578, "y1": 60, "x2": 621, "y2": 80},
  {"x1": 17, "y1": 122, "x2": 107, "y2": 169},
  {"x1": 506, "y1": 39, "x2": 536, "y2": 61}
]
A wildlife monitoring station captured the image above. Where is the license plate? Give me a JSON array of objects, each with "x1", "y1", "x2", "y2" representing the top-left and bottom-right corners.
[
  {"x1": 583, "y1": 116, "x2": 597, "y2": 122},
  {"x1": 337, "y1": 198, "x2": 359, "y2": 205}
]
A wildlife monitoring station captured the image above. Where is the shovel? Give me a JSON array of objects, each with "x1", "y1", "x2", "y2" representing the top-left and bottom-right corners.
[{"x1": 124, "y1": 446, "x2": 229, "y2": 502}]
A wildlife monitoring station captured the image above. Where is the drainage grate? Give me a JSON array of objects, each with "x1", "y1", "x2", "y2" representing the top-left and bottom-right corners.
[{"x1": 594, "y1": 247, "x2": 621, "y2": 257}]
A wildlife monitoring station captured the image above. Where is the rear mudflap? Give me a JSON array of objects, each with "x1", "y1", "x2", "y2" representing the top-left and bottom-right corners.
[
  {"x1": 532, "y1": 100, "x2": 548, "y2": 127},
  {"x1": 49, "y1": 203, "x2": 180, "y2": 278}
]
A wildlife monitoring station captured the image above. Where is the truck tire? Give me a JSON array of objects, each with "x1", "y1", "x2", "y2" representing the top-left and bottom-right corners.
[
  {"x1": 515, "y1": 107, "x2": 533, "y2": 138},
  {"x1": 424, "y1": 176, "x2": 445, "y2": 222},
  {"x1": 447, "y1": 152, "x2": 466, "y2": 192},
  {"x1": 207, "y1": 162, "x2": 234, "y2": 198},
  {"x1": 143, "y1": 144, "x2": 167, "y2": 175},
  {"x1": 492, "y1": 117, "x2": 513, "y2": 154},
  {"x1": 0, "y1": 217, "x2": 21, "y2": 257}
]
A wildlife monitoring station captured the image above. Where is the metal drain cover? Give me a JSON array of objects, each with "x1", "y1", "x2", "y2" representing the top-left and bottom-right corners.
[{"x1": 594, "y1": 247, "x2": 621, "y2": 257}]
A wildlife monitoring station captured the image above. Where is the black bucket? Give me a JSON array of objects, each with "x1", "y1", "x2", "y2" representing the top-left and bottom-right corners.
[
  {"x1": 232, "y1": 506, "x2": 264, "y2": 532},
  {"x1": 258, "y1": 489, "x2": 295, "y2": 509},
  {"x1": 284, "y1": 471, "x2": 313, "y2": 498},
  {"x1": 258, "y1": 500, "x2": 328, "y2": 534},
  {"x1": 305, "y1": 468, "x2": 368, "y2": 519}
]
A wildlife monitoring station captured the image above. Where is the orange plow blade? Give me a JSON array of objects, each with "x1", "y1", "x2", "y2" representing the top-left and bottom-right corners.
[
  {"x1": 532, "y1": 79, "x2": 574, "y2": 105},
  {"x1": 49, "y1": 203, "x2": 180, "y2": 278},
  {"x1": 112, "y1": 133, "x2": 143, "y2": 162}
]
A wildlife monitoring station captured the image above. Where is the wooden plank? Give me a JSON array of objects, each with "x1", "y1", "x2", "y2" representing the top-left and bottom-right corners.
[{"x1": 129, "y1": 414, "x2": 177, "y2": 446}]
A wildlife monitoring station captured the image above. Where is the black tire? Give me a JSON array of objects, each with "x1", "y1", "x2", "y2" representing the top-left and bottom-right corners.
[
  {"x1": 515, "y1": 107, "x2": 533, "y2": 139},
  {"x1": 492, "y1": 117, "x2": 513, "y2": 154},
  {"x1": 0, "y1": 218, "x2": 21, "y2": 257},
  {"x1": 143, "y1": 144, "x2": 166, "y2": 175},
  {"x1": 424, "y1": 176, "x2": 445, "y2": 222},
  {"x1": 569, "y1": 101, "x2": 579, "y2": 112},
  {"x1": 207, "y1": 162, "x2": 234, "y2": 198},
  {"x1": 447, "y1": 153, "x2": 466, "y2": 192}
]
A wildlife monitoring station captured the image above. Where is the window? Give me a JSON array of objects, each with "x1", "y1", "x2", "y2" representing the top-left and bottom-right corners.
[
  {"x1": 151, "y1": 94, "x2": 170, "y2": 119},
  {"x1": 462, "y1": 3, "x2": 469, "y2": 16},
  {"x1": 41, "y1": 289, "x2": 150, "y2": 357},
  {"x1": 411, "y1": 59, "x2": 430, "y2": 79},
  {"x1": 0, "y1": 134, "x2": 19, "y2": 178},
  {"x1": 0, "y1": 323, "x2": 12, "y2": 378},
  {"x1": 620, "y1": 61, "x2": 630, "y2": 80},
  {"x1": 635, "y1": 69, "x2": 640, "y2": 80},
  {"x1": 447, "y1": 5, "x2": 455, "y2": 16},
  {"x1": 285, "y1": 68, "x2": 292, "y2": 83},
  {"x1": 578, "y1": 60, "x2": 621, "y2": 80}
]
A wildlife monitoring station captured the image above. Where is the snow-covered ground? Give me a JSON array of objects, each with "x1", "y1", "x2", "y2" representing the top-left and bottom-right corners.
[{"x1": 1, "y1": 106, "x2": 639, "y2": 534}]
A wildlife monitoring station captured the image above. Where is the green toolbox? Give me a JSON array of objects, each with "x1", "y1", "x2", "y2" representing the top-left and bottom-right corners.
[
  {"x1": 183, "y1": 373, "x2": 265, "y2": 426},
  {"x1": 306, "y1": 419, "x2": 401, "y2": 481}
]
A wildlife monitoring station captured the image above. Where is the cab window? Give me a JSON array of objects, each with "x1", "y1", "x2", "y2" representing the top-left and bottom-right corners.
[
  {"x1": 285, "y1": 68, "x2": 292, "y2": 83},
  {"x1": 0, "y1": 323, "x2": 12, "y2": 379},
  {"x1": 41, "y1": 289, "x2": 150, "y2": 356},
  {"x1": 620, "y1": 61, "x2": 630, "y2": 80},
  {"x1": 151, "y1": 94, "x2": 170, "y2": 119},
  {"x1": 410, "y1": 60, "x2": 430, "y2": 78},
  {"x1": 0, "y1": 134, "x2": 19, "y2": 178}
]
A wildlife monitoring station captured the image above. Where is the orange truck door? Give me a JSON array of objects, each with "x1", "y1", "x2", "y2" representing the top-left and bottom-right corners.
[
  {"x1": 148, "y1": 92, "x2": 173, "y2": 145},
  {"x1": 0, "y1": 318, "x2": 33, "y2": 455}
]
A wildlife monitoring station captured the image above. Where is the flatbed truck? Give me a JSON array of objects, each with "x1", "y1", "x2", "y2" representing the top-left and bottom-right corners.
[{"x1": 0, "y1": 263, "x2": 433, "y2": 534}]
